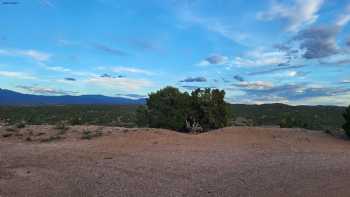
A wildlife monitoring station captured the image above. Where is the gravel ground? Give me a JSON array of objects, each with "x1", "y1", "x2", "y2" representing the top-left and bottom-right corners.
[{"x1": 1, "y1": 126, "x2": 350, "y2": 197}]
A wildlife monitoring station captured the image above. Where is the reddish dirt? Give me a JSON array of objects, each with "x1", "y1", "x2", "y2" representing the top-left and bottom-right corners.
[{"x1": 1, "y1": 126, "x2": 350, "y2": 197}]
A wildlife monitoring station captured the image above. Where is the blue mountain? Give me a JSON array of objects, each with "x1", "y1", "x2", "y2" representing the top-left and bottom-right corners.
[{"x1": 0, "y1": 89, "x2": 146, "y2": 105}]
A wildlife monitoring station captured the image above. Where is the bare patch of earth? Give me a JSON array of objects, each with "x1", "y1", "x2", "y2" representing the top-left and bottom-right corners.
[{"x1": 1, "y1": 126, "x2": 350, "y2": 197}]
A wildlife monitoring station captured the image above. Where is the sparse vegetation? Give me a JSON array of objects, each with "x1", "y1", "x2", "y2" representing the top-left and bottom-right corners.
[
  {"x1": 81, "y1": 130, "x2": 103, "y2": 140},
  {"x1": 279, "y1": 115, "x2": 309, "y2": 129},
  {"x1": 227, "y1": 104, "x2": 345, "y2": 131},
  {"x1": 40, "y1": 135, "x2": 62, "y2": 143},
  {"x1": 5, "y1": 127, "x2": 16, "y2": 132},
  {"x1": 137, "y1": 87, "x2": 227, "y2": 132},
  {"x1": 343, "y1": 105, "x2": 350, "y2": 137},
  {"x1": 0, "y1": 105, "x2": 138, "y2": 126},
  {"x1": 54, "y1": 121, "x2": 69, "y2": 132},
  {"x1": 69, "y1": 117, "x2": 83, "y2": 125},
  {"x1": 15, "y1": 121, "x2": 26, "y2": 129},
  {"x1": 0, "y1": 103, "x2": 346, "y2": 132},
  {"x1": 135, "y1": 106, "x2": 148, "y2": 127},
  {"x1": 231, "y1": 117, "x2": 255, "y2": 127}
]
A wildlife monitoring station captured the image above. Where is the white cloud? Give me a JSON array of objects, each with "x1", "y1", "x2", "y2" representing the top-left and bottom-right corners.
[
  {"x1": 21, "y1": 50, "x2": 51, "y2": 61},
  {"x1": 233, "y1": 81, "x2": 273, "y2": 90},
  {"x1": 257, "y1": 0, "x2": 324, "y2": 32},
  {"x1": 287, "y1": 71, "x2": 298, "y2": 77},
  {"x1": 17, "y1": 85, "x2": 77, "y2": 95},
  {"x1": 0, "y1": 70, "x2": 36, "y2": 80},
  {"x1": 86, "y1": 77, "x2": 152, "y2": 91},
  {"x1": 40, "y1": 0, "x2": 55, "y2": 8},
  {"x1": 337, "y1": 15, "x2": 350, "y2": 27},
  {"x1": 56, "y1": 79, "x2": 75, "y2": 84},
  {"x1": 96, "y1": 66, "x2": 107, "y2": 70},
  {"x1": 203, "y1": 20, "x2": 248, "y2": 44},
  {"x1": 57, "y1": 39, "x2": 78, "y2": 46},
  {"x1": 198, "y1": 50, "x2": 289, "y2": 68},
  {"x1": 0, "y1": 48, "x2": 51, "y2": 62},
  {"x1": 292, "y1": 92, "x2": 350, "y2": 106},
  {"x1": 111, "y1": 66, "x2": 153, "y2": 75},
  {"x1": 45, "y1": 66, "x2": 72, "y2": 72},
  {"x1": 336, "y1": 4, "x2": 350, "y2": 27},
  {"x1": 115, "y1": 93, "x2": 147, "y2": 100},
  {"x1": 233, "y1": 50, "x2": 288, "y2": 67},
  {"x1": 177, "y1": 7, "x2": 250, "y2": 45},
  {"x1": 285, "y1": 70, "x2": 308, "y2": 77},
  {"x1": 38, "y1": 63, "x2": 96, "y2": 77}
]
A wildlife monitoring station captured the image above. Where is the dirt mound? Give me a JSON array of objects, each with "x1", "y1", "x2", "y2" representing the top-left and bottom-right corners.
[{"x1": 1, "y1": 126, "x2": 350, "y2": 197}]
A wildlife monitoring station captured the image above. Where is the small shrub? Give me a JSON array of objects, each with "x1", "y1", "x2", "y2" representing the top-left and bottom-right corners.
[
  {"x1": 81, "y1": 130, "x2": 102, "y2": 140},
  {"x1": 81, "y1": 130, "x2": 92, "y2": 140},
  {"x1": 279, "y1": 116, "x2": 308, "y2": 129},
  {"x1": 15, "y1": 121, "x2": 26, "y2": 129},
  {"x1": 69, "y1": 117, "x2": 82, "y2": 125},
  {"x1": 40, "y1": 135, "x2": 62, "y2": 143},
  {"x1": 5, "y1": 127, "x2": 16, "y2": 132},
  {"x1": 231, "y1": 117, "x2": 255, "y2": 127},
  {"x1": 343, "y1": 106, "x2": 350, "y2": 137},
  {"x1": 54, "y1": 121, "x2": 69, "y2": 131}
]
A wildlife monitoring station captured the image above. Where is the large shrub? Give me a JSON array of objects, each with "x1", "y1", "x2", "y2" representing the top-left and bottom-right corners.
[
  {"x1": 189, "y1": 88, "x2": 227, "y2": 130},
  {"x1": 135, "y1": 105, "x2": 149, "y2": 127},
  {"x1": 343, "y1": 106, "x2": 350, "y2": 137},
  {"x1": 136, "y1": 87, "x2": 228, "y2": 132},
  {"x1": 146, "y1": 87, "x2": 191, "y2": 130}
]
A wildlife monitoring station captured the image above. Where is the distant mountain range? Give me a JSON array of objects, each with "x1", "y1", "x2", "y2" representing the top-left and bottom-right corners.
[{"x1": 0, "y1": 89, "x2": 146, "y2": 106}]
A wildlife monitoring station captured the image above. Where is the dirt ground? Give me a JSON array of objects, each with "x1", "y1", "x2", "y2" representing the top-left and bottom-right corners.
[{"x1": 1, "y1": 125, "x2": 350, "y2": 197}]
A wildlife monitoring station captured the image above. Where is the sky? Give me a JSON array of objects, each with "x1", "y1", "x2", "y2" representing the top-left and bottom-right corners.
[{"x1": 0, "y1": 0, "x2": 350, "y2": 106}]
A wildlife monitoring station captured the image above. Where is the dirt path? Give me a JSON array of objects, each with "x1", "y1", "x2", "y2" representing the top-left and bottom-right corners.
[{"x1": 1, "y1": 126, "x2": 350, "y2": 197}]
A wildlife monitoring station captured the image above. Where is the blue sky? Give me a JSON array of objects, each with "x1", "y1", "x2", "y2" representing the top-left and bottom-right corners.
[{"x1": 0, "y1": 0, "x2": 350, "y2": 106}]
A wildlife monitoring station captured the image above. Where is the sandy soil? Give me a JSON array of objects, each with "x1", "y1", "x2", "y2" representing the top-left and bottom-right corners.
[{"x1": 1, "y1": 125, "x2": 350, "y2": 197}]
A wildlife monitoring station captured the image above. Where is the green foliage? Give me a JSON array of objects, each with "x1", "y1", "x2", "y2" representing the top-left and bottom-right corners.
[
  {"x1": 15, "y1": 121, "x2": 26, "y2": 129},
  {"x1": 137, "y1": 87, "x2": 228, "y2": 132},
  {"x1": 0, "y1": 102, "x2": 345, "y2": 132},
  {"x1": 54, "y1": 121, "x2": 69, "y2": 131},
  {"x1": 189, "y1": 88, "x2": 227, "y2": 130},
  {"x1": 0, "y1": 105, "x2": 138, "y2": 127},
  {"x1": 81, "y1": 130, "x2": 102, "y2": 140},
  {"x1": 69, "y1": 117, "x2": 82, "y2": 125},
  {"x1": 146, "y1": 87, "x2": 191, "y2": 130},
  {"x1": 279, "y1": 115, "x2": 308, "y2": 129},
  {"x1": 227, "y1": 103, "x2": 345, "y2": 130},
  {"x1": 5, "y1": 127, "x2": 16, "y2": 132},
  {"x1": 136, "y1": 105, "x2": 148, "y2": 127},
  {"x1": 343, "y1": 106, "x2": 350, "y2": 137}
]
